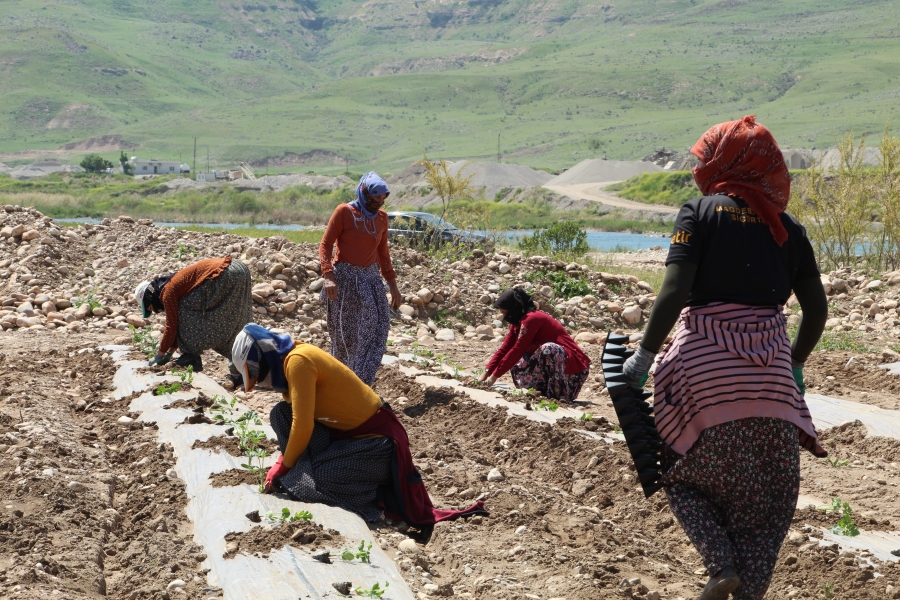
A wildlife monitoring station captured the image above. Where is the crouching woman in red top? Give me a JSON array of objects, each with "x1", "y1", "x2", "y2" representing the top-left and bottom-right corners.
[{"x1": 479, "y1": 288, "x2": 590, "y2": 402}]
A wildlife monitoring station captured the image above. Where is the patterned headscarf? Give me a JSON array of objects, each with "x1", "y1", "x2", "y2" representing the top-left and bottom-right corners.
[
  {"x1": 135, "y1": 275, "x2": 172, "y2": 318},
  {"x1": 231, "y1": 324, "x2": 295, "y2": 393},
  {"x1": 350, "y1": 172, "x2": 390, "y2": 221},
  {"x1": 690, "y1": 115, "x2": 792, "y2": 246}
]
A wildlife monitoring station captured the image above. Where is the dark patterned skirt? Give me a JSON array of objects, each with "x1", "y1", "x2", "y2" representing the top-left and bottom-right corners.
[
  {"x1": 269, "y1": 401, "x2": 394, "y2": 523},
  {"x1": 661, "y1": 417, "x2": 800, "y2": 600},
  {"x1": 322, "y1": 262, "x2": 390, "y2": 386},
  {"x1": 510, "y1": 342, "x2": 589, "y2": 402},
  {"x1": 176, "y1": 259, "x2": 253, "y2": 360}
]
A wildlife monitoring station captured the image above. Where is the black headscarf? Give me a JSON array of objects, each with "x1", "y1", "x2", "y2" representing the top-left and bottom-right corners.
[
  {"x1": 144, "y1": 274, "x2": 173, "y2": 314},
  {"x1": 493, "y1": 288, "x2": 537, "y2": 325}
]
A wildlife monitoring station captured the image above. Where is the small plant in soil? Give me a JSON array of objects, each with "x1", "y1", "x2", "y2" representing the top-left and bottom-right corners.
[
  {"x1": 337, "y1": 540, "x2": 373, "y2": 563},
  {"x1": 173, "y1": 365, "x2": 194, "y2": 384},
  {"x1": 823, "y1": 582, "x2": 834, "y2": 598},
  {"x1": 73, "y1": 289, "x2": 104, "y2": 310},
  {"x1": 537, "y1": 399, "x2": 559, "y2": 412},
  {"x1": 823, "y1": 457, "x2": 850, "y2": 468},
  {"x1": 820, "y1": 498, "x2": 860, "y2": 537},
  {"x1": 579, "y1": 413, "x2": 594, "y2": 422},
  {"x1": 265, "y1": 507, "x2": 313, "y2": 523},
  {"x1": 130, "y1": 325, "x2": 159, "y2": 359},
  {"x1": 355, "y1": 582, "x2": 389, "y2": 598},
  {"x1": 612, "y1": 424, "x2": 623, "y2": 434},
  {"x1": 211, "y1": 395, "x2": 270, "y2": 492},
  {"x1": 155, "y1": 382, "x2": 181, "y2": 395}
]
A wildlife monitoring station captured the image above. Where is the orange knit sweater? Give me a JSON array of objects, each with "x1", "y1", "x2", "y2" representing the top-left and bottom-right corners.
[
  {"x1": 319, "y1": 204, "x2": 396, "y2": 281},
  {"x1": 159, "y1": 256, "x2": 232, "y2": 354}
]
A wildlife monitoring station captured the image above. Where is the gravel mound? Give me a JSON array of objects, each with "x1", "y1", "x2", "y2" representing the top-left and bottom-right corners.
[{"x1": 546, "y1": 159, "x2": 662, "y2": 186}]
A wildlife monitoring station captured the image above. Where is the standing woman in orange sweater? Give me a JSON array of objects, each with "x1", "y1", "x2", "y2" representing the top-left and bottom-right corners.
[
  {"x1": 135, "y1": 256, "x2": 252, "y2": 377},
  {"x1": 319, "y1": 172, "x2": 401, "y2": 385}
]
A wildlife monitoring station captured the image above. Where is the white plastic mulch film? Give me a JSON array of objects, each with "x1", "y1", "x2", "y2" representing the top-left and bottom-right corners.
[{"x1": 105, "y1": 346, "x2": 413, "y2": 600}]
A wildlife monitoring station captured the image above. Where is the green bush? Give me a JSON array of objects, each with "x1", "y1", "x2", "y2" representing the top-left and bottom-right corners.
[
  {"x1": 525, "y1": 270, "x2": 593, "y2": 299},
  {"x1": 517, "y1": 222, "x2": 590, "y2": 258},
  {"x1": 80, "y1": 154, "x2": 115, "y2": 174}
]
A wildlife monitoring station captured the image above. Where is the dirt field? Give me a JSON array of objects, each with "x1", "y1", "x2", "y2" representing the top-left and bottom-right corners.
[{"x1": 5, "y1": 209, "x2": 900, "y2": 599}]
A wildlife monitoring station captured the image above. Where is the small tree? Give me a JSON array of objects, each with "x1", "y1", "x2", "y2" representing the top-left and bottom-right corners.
[
  {"x1": 416, "y1": 153, "x2": 476, "y2": 246},
  {"x1": 119, "y1": 151, "x2": 133, "y2": 175},
  {"x1": 518, "y1": 221, "x2": 590, "y2": 259},
  {"x1": 80, "y1": 153, "x2": 114, "y2": 174}
]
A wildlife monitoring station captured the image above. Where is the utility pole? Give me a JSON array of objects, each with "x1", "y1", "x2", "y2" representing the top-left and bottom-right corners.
[
  {"x1": 192, "y1": 137, "x2": 197, "y2": 177},
  {"x1": 497, "y1": 133, "x2": 501, "y2": 164}
]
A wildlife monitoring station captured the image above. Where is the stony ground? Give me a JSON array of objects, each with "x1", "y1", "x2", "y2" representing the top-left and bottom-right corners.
[{"x1": 5, "y1": 206, "x2": 900, "y2": 599}]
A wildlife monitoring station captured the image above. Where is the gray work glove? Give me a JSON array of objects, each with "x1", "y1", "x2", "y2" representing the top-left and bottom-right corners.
[
  {"x1": 148, "y1": 352, "x2": 173, "y2": 367},
  {"x1": 621, "y1": 345, "x2": 657, "y2": 389}
]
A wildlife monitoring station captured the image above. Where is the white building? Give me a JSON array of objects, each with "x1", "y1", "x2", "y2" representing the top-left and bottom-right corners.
[{"x1": 132, "y1": 158, "x2": 190, "y2": 175}]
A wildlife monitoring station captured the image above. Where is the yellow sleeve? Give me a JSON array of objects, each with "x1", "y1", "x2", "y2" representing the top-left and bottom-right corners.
[{"x1": 282, "y1": 353, "x2": 318, "y2": 468}]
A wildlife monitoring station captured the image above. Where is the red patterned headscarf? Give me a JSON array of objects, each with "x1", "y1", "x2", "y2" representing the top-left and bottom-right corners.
[{"x1": 690, "y1": 115, "x2": 791, "y2": 245}]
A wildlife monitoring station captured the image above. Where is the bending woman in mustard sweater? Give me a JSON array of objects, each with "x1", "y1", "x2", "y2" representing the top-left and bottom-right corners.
[{"x1": 231, "y1": 324, "x2": 485, "y2": 526}]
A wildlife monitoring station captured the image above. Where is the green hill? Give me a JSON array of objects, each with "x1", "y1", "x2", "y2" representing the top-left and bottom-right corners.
[{"x1": 2, "y1": 0, "x2": 899, "y2": 173}]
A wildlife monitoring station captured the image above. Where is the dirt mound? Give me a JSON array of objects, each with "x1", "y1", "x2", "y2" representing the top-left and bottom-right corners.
[
  {"x1": 224, "y1": 520, "x2": 344, "y2": 559},
  {"x1": 248, "y1": 150, "x2": 346, "y2": 168},
  {"x1": 210, "y1": 469, "x2": 258, "y2": 487},
  {"x1": 546, "y1": 158, "x2": 662, "y2": 186},
  {"x1": 58, "y1": 134, "x2": 137, "y2": 152},
  {"x1": 192, "y1": 434, "x2": 280, "y2": 457}
]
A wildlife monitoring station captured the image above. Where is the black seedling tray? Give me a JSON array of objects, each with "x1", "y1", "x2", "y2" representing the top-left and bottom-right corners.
[{"x1": 601, "y1": 333, "x2": 664, "y2": 498}]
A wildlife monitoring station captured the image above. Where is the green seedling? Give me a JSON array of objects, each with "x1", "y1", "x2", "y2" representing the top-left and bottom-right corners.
[
  {"x1": 819, "y1": 498, "x2": 860, "y2": 537},
  {"x1": 613, "y1": 424, "x2": 623, "y2": 434},
  {"x1": 579, "y1": 413, "x2": 594, "y2": 422},
  {"x1": 824, "y1": 457, "x2": 850, "y2": 468},
  {"x1": 73, "y1": 290, "x2": 104, "y2": 310},
  {"x1": 170, "y1": 243, "x2": 198, "y2": 261},
  {"x1": 130, "y1": 325, "x2": 159, "y2": 359},
  {"x1": 211, "y1": 395, "x2": 270, "y2": 492},
  {"x1": 355, "y1": 582, "x2": 389, "y2": 598},
  {"x1": 823, "y1": 582, "x2": 834, "y2": 598},
  {"x1": 537, "y1": 399, "x2": 559, "y2": 412},
  {"x1": 173, "y1": 365, "x2": 194, "y2": 384},
  {"x1": 265, "y1": 507, "x2": 313, "y2": 523},
  {"x1": 155, "y1": 382, "x2": 181, "y2": 395},
  {"x1": 338, "y1": 540, "x2": 373, "y2": 563}
]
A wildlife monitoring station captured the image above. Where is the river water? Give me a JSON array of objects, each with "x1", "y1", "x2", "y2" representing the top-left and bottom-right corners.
[{"x1": 56, "y1": 218, "x2": 671, "y2": 252}]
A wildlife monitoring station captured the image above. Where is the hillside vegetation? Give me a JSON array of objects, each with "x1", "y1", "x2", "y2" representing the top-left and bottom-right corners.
[{"x1": 2, "y1": 0, "x2": 900, "y2": 172}]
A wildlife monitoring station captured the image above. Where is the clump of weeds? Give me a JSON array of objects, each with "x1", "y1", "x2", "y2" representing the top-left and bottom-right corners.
[{"x1": 211, "y1": 395, "x2": 270, "y2": 492}]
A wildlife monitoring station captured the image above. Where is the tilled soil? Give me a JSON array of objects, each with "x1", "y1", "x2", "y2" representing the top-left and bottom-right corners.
[
  {"x1": 208, "y1": 469, "x2": 257, "y2": 488},
  {"x1": 0, "y1": 331, "x2": 214, "y2": 600},
  {"x1": 223, "y1": 520, "x2": 344, "y2": 560},
  {"x1": 191, "y1": 435, "x2": 280, "y2": 457}
]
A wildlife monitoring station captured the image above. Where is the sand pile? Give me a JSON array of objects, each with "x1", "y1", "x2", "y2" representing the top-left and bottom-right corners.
[{"x1": 546, "y1": 159, "x2": 662, "y2": 186}]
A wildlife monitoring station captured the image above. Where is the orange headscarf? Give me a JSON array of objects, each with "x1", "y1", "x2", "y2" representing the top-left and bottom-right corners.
[{"x1": 690, "y1": 115, "x2": 791, "y2": 246}]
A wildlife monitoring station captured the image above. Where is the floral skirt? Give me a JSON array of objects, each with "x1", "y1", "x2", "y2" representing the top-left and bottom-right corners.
[
  {"x1": 661, "y1": 417, "x2": 800, "y2": 600},
  {"x1": 177, "y1": 259, "x2": 252, "y2": 360},
  {"x1": 510, "y1": 342, "x2": 588, "y2": 402},
  {"x1": 323, "y1": 262, "x2": 390, "y2": 386}
]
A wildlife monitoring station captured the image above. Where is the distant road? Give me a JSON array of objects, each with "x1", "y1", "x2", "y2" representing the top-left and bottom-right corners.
[{"x1": 544, "y1": 182, "x2": 680, "y2": 215}]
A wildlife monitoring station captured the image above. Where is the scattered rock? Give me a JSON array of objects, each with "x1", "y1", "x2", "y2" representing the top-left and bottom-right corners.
[{"x1": 487, "y1": 468, "x2": 505, "y2": 482}]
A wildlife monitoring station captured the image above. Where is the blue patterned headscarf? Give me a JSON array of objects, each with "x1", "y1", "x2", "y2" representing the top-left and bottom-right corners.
[
  {"x1": 350, "y1": 172, "x2": 390, "y2": 220},
  {"x1": 231, "y1": 324, "x2": 295, "y2": 393}
]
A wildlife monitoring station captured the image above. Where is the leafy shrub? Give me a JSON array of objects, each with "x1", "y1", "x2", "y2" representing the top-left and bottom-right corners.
[
  {"x1": 525, "y1": 269, "x2": 593, "y2": 299},
  {"x1": 517, "y1": 222, "x2": 590, "y2": 259},
  {"x1": 80, "y1": 154, "x2": 114, "y2": 174}
]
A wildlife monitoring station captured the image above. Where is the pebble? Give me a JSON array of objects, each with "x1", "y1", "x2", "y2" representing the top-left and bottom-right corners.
[
  {"x1": 68, "y1": 481, "x2": 86, "y2": 492},
  {"x1": 435, "y1": 328, "x2": 456, "y2": 341},
  {"x1": 487, "y1": 468, "x2": 505, "y2": 482},
  {"x1": 622, "y1": 305, "x2": 642, "y2": 325},
  {"x1": 117, "y1": 416, "x2": 134, "y2": 426},
  {"x1": 166, "y1": 579, "x2": 187, "y2": 591},
  {"x1": 398, "y1": 538, "x2": 421, "y2": 554},
  {"x1": 515, "y1": 525, "x2": 527, "y2": 534},
  {"x1": 423, "y1": 583, "x2": 439, "y2": 594}
]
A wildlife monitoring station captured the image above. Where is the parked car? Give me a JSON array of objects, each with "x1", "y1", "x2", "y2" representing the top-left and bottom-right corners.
[{"x1": 386, "y1": 211, "x2": 487, "y2": 246}]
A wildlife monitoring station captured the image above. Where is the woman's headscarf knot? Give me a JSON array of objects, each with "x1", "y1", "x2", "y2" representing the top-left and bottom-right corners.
[{"x1": 691, "y1": 115, "x2": 792, "y2": 245}]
